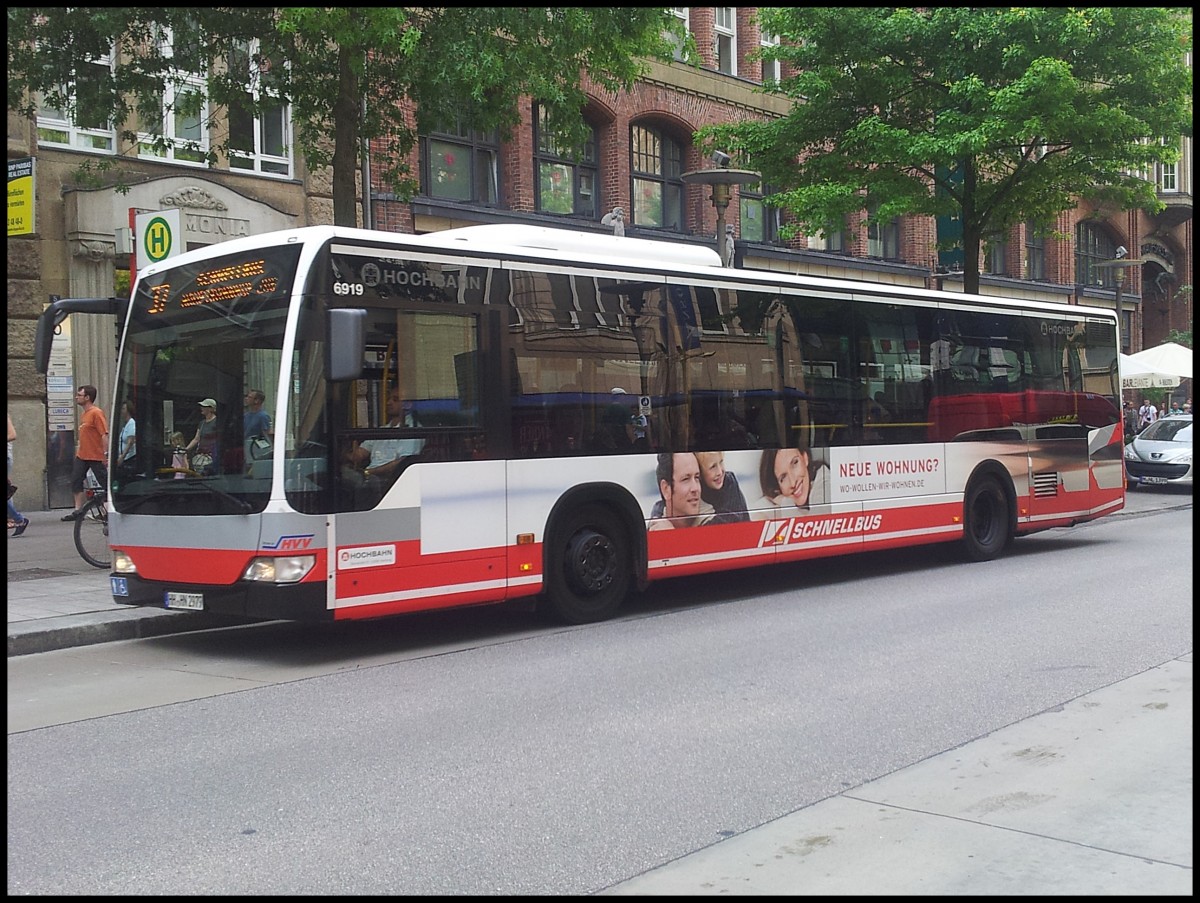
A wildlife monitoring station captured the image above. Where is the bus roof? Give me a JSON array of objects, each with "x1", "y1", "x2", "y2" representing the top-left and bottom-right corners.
[{"x1": 135, "y1": 224, "x2": 1118, "y2": 325}]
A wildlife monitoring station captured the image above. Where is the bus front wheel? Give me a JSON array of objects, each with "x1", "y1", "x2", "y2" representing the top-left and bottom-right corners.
[
  {"x1": 961, "y1": 475, "x2": 1012, "y2": 562},
  {"x1": 542, "y1": 504, "x2": 630, "y2": 624}
]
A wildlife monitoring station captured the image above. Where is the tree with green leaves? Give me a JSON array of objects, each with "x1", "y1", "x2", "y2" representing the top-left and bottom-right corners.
[
  {"x1": 8, "y1": 8, "x2": 680, "y2": 226},
  {"x1": 700, "y1": 7, "x2": 1192, "y2": 294}
]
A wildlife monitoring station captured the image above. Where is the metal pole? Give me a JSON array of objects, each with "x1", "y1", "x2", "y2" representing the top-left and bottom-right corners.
[
  {"x1": 1115, "y1": 268, "x2": 1124, "y2": 355},
  {"x1": 711, "y1": 183, "x2": 731, "y2": 266}
]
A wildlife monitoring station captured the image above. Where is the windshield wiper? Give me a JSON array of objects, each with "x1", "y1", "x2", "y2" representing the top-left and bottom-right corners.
[
  {"x1": 119, "y1": 491, "x2": 174, "y2": 513},
  {"x1": 181, "y1": 480, "x2": 254, "y2": 513},
  {"x1": 121, "y1": 480, "x2": 253, "y2": 514}
]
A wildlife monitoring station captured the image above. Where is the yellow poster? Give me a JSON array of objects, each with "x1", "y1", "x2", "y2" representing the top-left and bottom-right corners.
[{"x1": 7, "y1": 156, "x2": 35, "y2": 236}]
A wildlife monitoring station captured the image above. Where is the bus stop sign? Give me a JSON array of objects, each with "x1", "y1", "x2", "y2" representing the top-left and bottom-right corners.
[{"x1": 135, "y1": 208, "x2": 182, "y2": 269}]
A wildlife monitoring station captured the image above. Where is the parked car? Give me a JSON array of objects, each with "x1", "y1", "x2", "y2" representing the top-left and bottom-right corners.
[{"x1": 1124, "y1": 414, "x2": 1192, "y2": 490}]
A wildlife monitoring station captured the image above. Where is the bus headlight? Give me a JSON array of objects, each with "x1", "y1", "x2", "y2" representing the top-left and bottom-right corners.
[
  {"x1": 112, "y1": 551, "x2": 137, "y2": 574},
  {"x1": 243, "y1": 556, "x2": 316, "y2": 584}
]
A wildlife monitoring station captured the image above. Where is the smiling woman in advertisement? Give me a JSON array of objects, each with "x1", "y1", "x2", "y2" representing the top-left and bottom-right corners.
[{"x1": 759, "y1": 444, "x2": 829, "y2": 513}]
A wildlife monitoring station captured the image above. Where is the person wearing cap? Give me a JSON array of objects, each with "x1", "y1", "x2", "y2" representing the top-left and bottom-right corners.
[{"x1": 186, "y1": 398, "x2": 221, "y2": 475}]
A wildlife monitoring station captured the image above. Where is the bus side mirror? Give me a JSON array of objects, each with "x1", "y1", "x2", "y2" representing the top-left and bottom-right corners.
[
  {"x1": 328, "y1": 308, "x2": 366, "y2": 381},
  {"x1": 35, "y1": 295, "x2": 126, "y2": 374},
  {"x1": 34, "y1": 305, "x2": 67, "y2": 375}
]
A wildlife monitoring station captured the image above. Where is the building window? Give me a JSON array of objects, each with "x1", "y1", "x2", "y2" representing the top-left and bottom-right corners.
[
  {"x1": 1159, "y1": 137, "x2": 1178, "y2": 192},
  {"x1": 136, "y1": 26, "x2": 209, "y2": 165},
  {"x1": 630, "y1": 124, "x2": 684, "y2": 231},
  {"x1": 420, "y1": 116, "x2": 500, "y2": 204},
  {"x1": 984, "y1": 234, "x2": 1007, "y2": 275},
  {"x1": 227, "y1": 39, "x2": 292, "y2": 177},
  {"x1": 1159, "y1": 162, "x2": 1178, "y2": 193},
  {"x1": 36, "y1": 53, "x2": 117, "y2": 153},
  {"x1": 533, "y1": 104, "x2": 598, "y2": 218},
  {"x1": 1075, "y1": 222, "x2": 1118, "y2": 288},
  {"x1": 1025, "y1": 225, "x2": 1046, "y2": 280},
  {"x1": 714, "y1": 7, "x2": 737, "y2": 76},
  {"x1": 739, "y1": 180, "x2": 778, "y2": 243},
  {"x1": 809, "y1": 223, "x2": 845, "y2": 253},
  {"x1": 759, "y1": 29, "x2": 781, "y2": 84},
  {"x1": 138, "y1": 79, "x2": 209, "y2": 165},
  {"x1": 867, "y1": 212, "x2": 900, "y2": 260},
  {"x1": 667, "y1": 8, "x2": 689, "y2": 62}
]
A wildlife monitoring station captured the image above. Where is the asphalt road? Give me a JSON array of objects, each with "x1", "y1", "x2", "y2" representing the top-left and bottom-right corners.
[{"x1": 7, "y1": 499, "x2": 1192, "y2": 895}]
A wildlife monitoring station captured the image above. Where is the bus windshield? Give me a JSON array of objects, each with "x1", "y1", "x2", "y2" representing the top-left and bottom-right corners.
[{"x1": 110, "y1": 244, "x2": 302, "y2": 515}]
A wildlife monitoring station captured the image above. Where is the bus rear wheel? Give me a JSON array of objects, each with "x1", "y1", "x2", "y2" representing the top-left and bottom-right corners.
[
  {"x1": 542, "y1": 504, "x2": 630, "y2": 624},
  {"x1": 961, "y1": 475, "x2": 1012, "y2": 562}
]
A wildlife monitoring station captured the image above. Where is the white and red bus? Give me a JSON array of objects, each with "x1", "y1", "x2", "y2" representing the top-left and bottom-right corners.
[{"x1": 36, "y1": 224, "x2": 1125, "y2": 624}]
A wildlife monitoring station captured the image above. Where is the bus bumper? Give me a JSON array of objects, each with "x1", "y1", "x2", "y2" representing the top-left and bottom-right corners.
[{"x1": 111, "y1": 574, "x2": 333, "y2": 622}]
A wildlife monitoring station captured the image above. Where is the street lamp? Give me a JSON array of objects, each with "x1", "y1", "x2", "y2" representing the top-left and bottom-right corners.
[
  {"x1": 1096, "y1": 247, "x2": 1142, "y2": 357},
  {"x1": 680, "y1": 152, "x2": 760, "y2": 267},
  {"x1": 1096, "y1": 248, "x2": 1142, "y2": 400}
]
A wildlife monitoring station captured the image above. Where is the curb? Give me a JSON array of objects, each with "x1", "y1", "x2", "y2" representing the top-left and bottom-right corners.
[{"x1": 7, "y1": 608, "x2": 259, "y2": 657}]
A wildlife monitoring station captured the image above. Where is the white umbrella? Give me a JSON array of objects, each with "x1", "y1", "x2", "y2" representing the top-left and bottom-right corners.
[
  {"x1": 1127, "y1": 342, "x2": 1192, "y2": 380},
  {"x1": 1120, "y1": 353, "x2": 1180, "y2": 389}
]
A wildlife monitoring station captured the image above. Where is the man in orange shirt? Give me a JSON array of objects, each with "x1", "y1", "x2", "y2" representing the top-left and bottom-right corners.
[{"x1": 62, "y1": 384, "x2": 109, "y2": 520}]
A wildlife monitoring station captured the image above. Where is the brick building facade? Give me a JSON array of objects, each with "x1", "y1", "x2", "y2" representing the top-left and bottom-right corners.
[{"x1": 7, "y1": 8, "x2": 1192, "y2": 509}]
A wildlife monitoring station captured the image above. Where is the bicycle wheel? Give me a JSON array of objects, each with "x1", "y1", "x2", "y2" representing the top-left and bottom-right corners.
[{"x1": 74, "y1": 497, "x2": 112, "y2": 569}]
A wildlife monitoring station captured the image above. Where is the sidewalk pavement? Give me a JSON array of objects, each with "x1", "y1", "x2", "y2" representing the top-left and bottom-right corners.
[
  {"x1": 603, "y1": 655, "x2": 1193, "y2": 896},
  {"x1": 6, "y1": 509, "x2": 251, "y2": 657}
]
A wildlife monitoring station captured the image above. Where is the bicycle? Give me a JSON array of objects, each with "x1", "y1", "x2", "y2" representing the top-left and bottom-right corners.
[{"x1": 74, "y1": 482, "x2": 112, "y2": 569}]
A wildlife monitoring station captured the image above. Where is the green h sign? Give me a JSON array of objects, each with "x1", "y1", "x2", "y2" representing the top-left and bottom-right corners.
[{"x1": 134, "y1": 208, "x2": 182, "y2": 269}]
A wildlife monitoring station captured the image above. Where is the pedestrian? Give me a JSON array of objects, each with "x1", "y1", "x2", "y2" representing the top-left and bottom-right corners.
[
  {"x1": 1137, "y1": 398, "x2": 1157, "y2": 432},
  {"x1": 186, "y1": 398, "x2": 221, "y2": 476},
  {"x1": 1122, "y1": 399, "x2": 1137, "y2": 440},
  {"x1": 116, "y1": 399, "x2": 137, "y2": 477},
  {"x1": 8, "y1": 412, "x2": 30, "y2": 536},
  {"x1": 243, "y1": 388, "x2": 272, "y2": 467},
  {"x1": 62, "y1": 384, "x2": 109, "y2": 520}
]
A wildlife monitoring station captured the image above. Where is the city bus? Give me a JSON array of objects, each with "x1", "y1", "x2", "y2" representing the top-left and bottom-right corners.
[{"x1": 35, "y1": 224, "x2": 1125, "y2": 625}]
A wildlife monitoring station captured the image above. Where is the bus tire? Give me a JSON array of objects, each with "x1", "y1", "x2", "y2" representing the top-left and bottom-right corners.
[
  {"x1": 542, "y1": 504, "x2": 630, "y2": 624},
  {"x1": 961, "y1": 474, "x2": 1012, "y2": 562}
]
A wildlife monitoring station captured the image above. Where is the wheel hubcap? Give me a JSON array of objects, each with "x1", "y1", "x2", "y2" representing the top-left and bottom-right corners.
[{"x1": 566, "y1": 530, "x2": 614, "y2": 594}]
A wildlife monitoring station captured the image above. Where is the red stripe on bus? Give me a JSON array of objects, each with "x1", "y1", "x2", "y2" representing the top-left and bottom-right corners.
[{"x1": 120, "y1": 546, "x2": 328, "y2": 584}]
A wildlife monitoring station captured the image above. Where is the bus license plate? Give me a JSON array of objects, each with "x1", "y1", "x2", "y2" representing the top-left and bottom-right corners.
[{"x1": 165, "y1": 592, "x2": 204, "y2": 611}]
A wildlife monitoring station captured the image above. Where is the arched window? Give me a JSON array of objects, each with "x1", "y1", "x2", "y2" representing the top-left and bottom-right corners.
[
  {"x1": 630, "y1": 125, "x2": 684, "y2": 230},
  {"x1": 533, "y1": 104, "x2": 598, "y2": 218},
  {"x1": 420, "y1": 115, "x2": 499, "y2": 204},
  {"x1": 1075, "y1": 223, "x2": 1118, "y2": 288}
]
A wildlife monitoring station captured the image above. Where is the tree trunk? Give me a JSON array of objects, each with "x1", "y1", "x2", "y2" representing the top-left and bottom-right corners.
[
  {"x1": 332, "y1": 44, "x2": 360, "y2": 228},
  {"x1": 960, "y1": 158, "x2": 981, "y2": 295}
]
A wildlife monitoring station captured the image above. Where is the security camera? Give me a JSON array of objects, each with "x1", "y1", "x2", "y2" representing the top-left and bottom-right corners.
[
  {"x1": 1115, "y1": 246, "x2": 1127, "y2": 259},
  {"x1": 711, "y1": 150, "x2": 732, "y2": 168}
]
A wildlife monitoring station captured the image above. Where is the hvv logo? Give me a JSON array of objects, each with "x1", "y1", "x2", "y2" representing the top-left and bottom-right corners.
[{"x1": 263, "y1": 534, "x2": 315, "y2": 551}]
